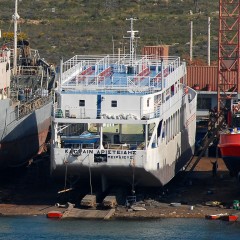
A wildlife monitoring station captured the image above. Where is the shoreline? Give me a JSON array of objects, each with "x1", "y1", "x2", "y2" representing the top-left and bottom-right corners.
[
  {"x1": 0, "y1": 202, "x2": 238, "y2": 220},
  {"x1": 0, "y1": 157, "x2": 239, "y2": 220}
]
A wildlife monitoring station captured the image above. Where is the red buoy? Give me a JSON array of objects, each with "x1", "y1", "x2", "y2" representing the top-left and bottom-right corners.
[{"x1": 47, "y1": 211, "x2": 63, "y2": 219}]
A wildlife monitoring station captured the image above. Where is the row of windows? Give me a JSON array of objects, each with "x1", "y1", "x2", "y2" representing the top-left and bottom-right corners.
[
  {"x1": 161, "y1": 106, "x2": 185, "y2": 143},
  {"x1": 79, "y1": 100, "x2": 118, "y2": 107}
]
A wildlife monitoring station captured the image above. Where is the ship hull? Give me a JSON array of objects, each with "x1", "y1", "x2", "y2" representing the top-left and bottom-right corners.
[
  {"x1": 52, "y1": 145, "x2": 193, "y2": 187},
  {"x1": 51, "y1": 124, "x2": 195, "y2": 187},
  {"x1": 218, "y1": 133, "x2": 240, "y2": 177},
  {"x1": 0, "y1": 100, "x2": 52, "y2": 167}
]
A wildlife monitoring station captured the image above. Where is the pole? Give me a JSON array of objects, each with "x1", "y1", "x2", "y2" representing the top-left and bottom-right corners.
[
  {"x1": 112, "y1": 35, "x2": 115, "y2": 59},
  {"x1": 13, "y1": 0, "x2": 19, "y2": 75},
  {"x1": 208, "y1": 17, "x2": 211, "y2": 66},
  {"x1": 190, "y1": 21, "x2": 193, "y2": 63},
  {"x1": 88, "y1": 155, "x2": 93, "y2": 195}
]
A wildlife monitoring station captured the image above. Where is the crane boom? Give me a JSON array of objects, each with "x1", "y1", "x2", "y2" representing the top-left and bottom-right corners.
[{"x1": 218, "y1": 0, "x2": 240, "y2": 116}]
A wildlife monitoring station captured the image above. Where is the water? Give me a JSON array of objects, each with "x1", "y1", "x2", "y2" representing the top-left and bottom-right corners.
[{"x1": 0, "y1": 216, "x2": 239, "y2": 240}]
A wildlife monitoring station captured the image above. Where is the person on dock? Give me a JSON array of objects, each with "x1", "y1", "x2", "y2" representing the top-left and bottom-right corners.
[{"x1": 211, "y1": 160, "x2": 218, "y2": 177}]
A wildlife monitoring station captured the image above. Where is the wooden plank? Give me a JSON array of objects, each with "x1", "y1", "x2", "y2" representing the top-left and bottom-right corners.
[
  {"x1": 103, "y1": 196, "x2": 117, "y2": 208},
  {"x1": 81, "y1": 194, "x2": 96, "y2": 207},
  {"x1": 62, "y1": 208, "x2": 112, "y2": 219}
]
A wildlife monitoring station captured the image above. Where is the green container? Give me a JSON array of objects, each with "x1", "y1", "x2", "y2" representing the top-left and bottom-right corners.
[{"x1": 233, "y1": 200, "x2": 239, "y2": 210}]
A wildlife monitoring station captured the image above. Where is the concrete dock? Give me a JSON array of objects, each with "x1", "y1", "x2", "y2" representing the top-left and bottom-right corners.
[{"x1": 62, "y1": 207, "x2": 115, "y2": 219}]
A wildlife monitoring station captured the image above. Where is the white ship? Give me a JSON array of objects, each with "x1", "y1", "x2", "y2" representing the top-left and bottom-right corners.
[{"x1": 51, "y1": 21, "x2": 197, "y2": 188}]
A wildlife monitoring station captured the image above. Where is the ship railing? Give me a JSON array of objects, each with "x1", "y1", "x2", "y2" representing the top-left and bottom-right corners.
[
  {"x1": 61, "y1": 57, "x2": 183, "y2": 90},
  {"x1": 16, "y1": 65, "x2": 43, "y2": 76},
  {"x1": 63, "y1": 56, "x2": 87, "y2": 70},
  {"x1": 146, "y1": 56, "x2": 181, "y2": 66},
  {"x1": 114, "y1": 54, "x2": 131, "y2": 71},
  {"x1": 62, "y1": 56, "x2": 111, "y2": 85},
  {"x1": 142, "y1": 89, "x2": 186, "y2": 119},
  {"x1": 106, "y1": 143, "x2": 131, "y2": 150},
  {"x1": 53, "y1": 105, "x2": 162, "y2": 121},
  {"x1": 29, "y1": 48, "x2": 40, "y2": 60},
  {"x1": 62, "y1": 55, "x2": 181, "y2": 68},
  {"x1": 125, "y1": 63, "x2": 183, "y2": 90},
  {"x1": 57, "y1": 141, "x2": 145, "y2": 151},
  {"x1": 131, "y1": 56, "x2": 150, "y2": 73},
  {"x1": 59, "y1": 142, "x2": 97, "y2": 150},
  {"x1": 55, "y1": 90, "x2": 183, "y2": 121},
  {"x1": 61, "y1": 78, "x2": 159, "y2": 94},
  {"x1": 127, "y1": 76, "x2": 162, "y2": 91},
  {"x1": 104, "y1": 142, "x2": 145, "y2": 150},
  {"x1": 9, "y1": 47, "x2": 40, "y2": 62},
  {"x1": 61, "y1": 61, "x2": 84, "y2": 85},
  {"x1": 94, "y1": 56, "x2": 110, "y2": 73},
  {"x1": 62, "y1": 55, "x2": 181, "y2": 75},
  {"x1": 62, "y1": 59, "x2": 110, "y2": 85},
  {"x1": 62, "y1": 55, "x2": 108, "y2": 73},
  {"x1": 16, "y1": 94, "x2": 52, "y2": 120}
]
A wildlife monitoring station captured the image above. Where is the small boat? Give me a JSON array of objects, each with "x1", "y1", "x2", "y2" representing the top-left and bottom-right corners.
[
  {"x1": 61, "y1": 131, "x2": 100, "y2": 145},
  {"x1": 205, "y1": 213, "x2": 228, "y2": 220},
  {"x1": 218, "y1": 102, "x2": 240, "y2": 179},
  {"x1": 218, "y1": 132, "x2": 240, "y2": 178},
  {"x1": 47, "y1": 211, "x2": 63, "y2": 219},
  {"x1": 220, "y1": 214, "x2": 238, "y2": 222}
]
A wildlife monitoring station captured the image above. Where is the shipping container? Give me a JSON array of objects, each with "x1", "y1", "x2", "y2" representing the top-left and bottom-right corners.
[
  {"x1": 142, "y1": 45, "x2": 169, "y2": 57},
  {"x1": 186, "y1": 66, "x2": 237, "y2": 92}
]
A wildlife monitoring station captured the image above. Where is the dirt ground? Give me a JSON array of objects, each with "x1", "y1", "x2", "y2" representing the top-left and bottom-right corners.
[{"x1": 0, "y1": 157, "x2": 239, "y2": 219}]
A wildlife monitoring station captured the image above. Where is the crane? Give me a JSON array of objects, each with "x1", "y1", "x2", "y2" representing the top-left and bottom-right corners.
[
  {"x1": 218, "y1": 0, "x2": 240, "y2": 122},
  {"x1": 185, "y1": 0, "x2": 240, "y2": 172}
]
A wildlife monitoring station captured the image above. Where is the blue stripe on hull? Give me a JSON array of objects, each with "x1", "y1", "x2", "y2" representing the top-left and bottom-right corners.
[{"x1": 97, "y1": 95, "x2": 101, "y2": 118}]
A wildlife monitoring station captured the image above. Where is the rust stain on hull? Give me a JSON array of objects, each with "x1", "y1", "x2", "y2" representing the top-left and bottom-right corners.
[{"x1": 0, "y1": 119, "x2": 50, "y2": 167}]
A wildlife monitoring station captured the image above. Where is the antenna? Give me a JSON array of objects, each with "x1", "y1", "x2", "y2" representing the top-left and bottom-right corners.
[
  {"x1": 124, "y1": 18, "x2": 140, "y2": 66},
  {"x1": 112, "y1": 35, "x2": 116, "y2": 58}
]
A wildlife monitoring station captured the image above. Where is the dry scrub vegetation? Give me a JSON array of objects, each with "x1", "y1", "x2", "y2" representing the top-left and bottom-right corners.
[{"x1": 0, "y1": 0, "x2": 219, "y2": 65}]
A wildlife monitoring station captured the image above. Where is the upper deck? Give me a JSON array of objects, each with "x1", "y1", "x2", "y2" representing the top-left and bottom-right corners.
[
  {"x1": 58, "y1": 54, "x2": 186, "y2": 96},
  {"x1": 53, "y1": 54, "x2": 190, "y2": 121}
]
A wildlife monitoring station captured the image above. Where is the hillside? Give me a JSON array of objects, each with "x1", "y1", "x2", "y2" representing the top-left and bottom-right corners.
[{"x1": 0, "y1": 0, "x2": 219, "y2": 65}]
